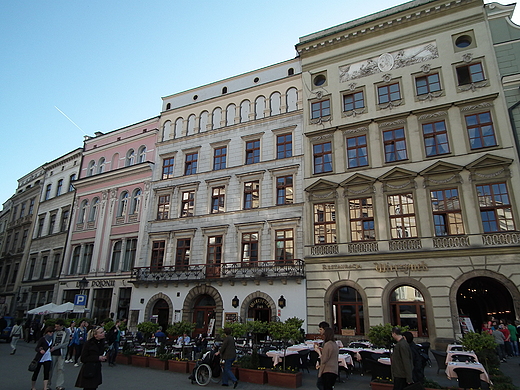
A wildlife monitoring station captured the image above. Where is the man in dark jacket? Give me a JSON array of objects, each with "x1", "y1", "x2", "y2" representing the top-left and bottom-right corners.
[
  {"x1": 391, "y1": 327, "x2": 413, "y2": 390},
  {"x1": 216, "y1": 328, "x2": 238, "y2": 388},
  {"x1": 402, "y1": 331, "x2": 426, "y2": 383}
]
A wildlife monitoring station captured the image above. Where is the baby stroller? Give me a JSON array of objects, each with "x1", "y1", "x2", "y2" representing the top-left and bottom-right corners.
[{"x1": 190, "y1": 347, "x2": 222, "y2": 386}]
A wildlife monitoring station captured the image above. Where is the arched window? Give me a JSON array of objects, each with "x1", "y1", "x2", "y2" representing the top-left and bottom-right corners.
[
  {"x1": 87, "y1": 161, "x2": 96, "y2": 177},
  {"x1": 212, "y1": 108, "x2": 222, "y2": 130},
  {"x1": 270, "y1": 92, "x2": 281, "y2": 115},
  {"x1": 175, "y1": 117, "x2": 183, "y2": 137},
  {"x1": 138, "y1": 146, "x2": 147, "y2": 163},
  {"x1": 286, "y1": 88, "x2": 298, "y2": 112},
  {"x1": 187, "y1": 114, "x2": 196, "y2": 134},
  {"x1": 118, "y1": 191, "x2": 129, "y2": 217},
  {"x1": 255, "y1": 96, "x2": 265, "y2": 119},
  {"x1": 130, "y1": 188, "x2": 141, "y2": 215},
  {"x1": 126, "y1": 150, "x2": 135, "y2": 166},
  {"x1": 200, "y1": 111, "x2": 209, "y2": 132},
  {"x1": 89, "y1": 197, "x2": 99, "y2": 222},
  {"x1": 78, "y1": 200, "x2": 89, "y2": 224},
  {"x1": 110, "y1": 240, "x2": 122, "y2": 272},
  {"x1": 166, "y1": 103, "x2": 171, "y2": 110},
  {"x1": 240, "y1": 100, "x2": 250, "y2": 123},
  {"x1": 98, "y1": 158, "x2": 105, "y2": 174},
  {"x1": 332, "y1": 286, "x2": 365, "y2": 335},
  {"x1": 390, "y1": 285, "x2": 428, "y2": 336},
  {"x1": 162, "y1": 120, "x2": 172, "y2": 141},
  {"x1": 111, "y1": 153, "x2": 119, "y2": 170},
  {"x1": 226, "y1": 104, "x2": 236, "y2": 126}
]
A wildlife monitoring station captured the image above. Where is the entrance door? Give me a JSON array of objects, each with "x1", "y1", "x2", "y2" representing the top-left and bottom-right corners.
[
  {"x1": 193, "y1": 295, "x2": 216, "y2": 336},
  {"x1": 247, "y1": 298, "x2": 272, "y2": 322},
  {"x1": 152, "y1": 299, "x2": 169, "y2": 332}
]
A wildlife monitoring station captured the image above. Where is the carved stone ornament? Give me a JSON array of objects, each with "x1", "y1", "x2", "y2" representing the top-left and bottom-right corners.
[
  {"x1": 378, "y1": 53, "x2": 395, "y2": 72},
  {"x1": 382, "y1": 73, "x2": 392, "y2": 83},
  {"x1": 421, "y1": 64, "x2": 431, "y2": 73},
  {"x1": 418, "y1": 111, "x2": 448, "y2": 120},
  {"x1": 462, "y1": 53, "x2": 473, "y2": 63},
  {"x1": 343, "y1": 126, "x2": 369, "y2": 135},
  {"x1": 342, "y1": 108, "x2": 366, "y2": 118},
  {"x1": 348, "y1": 83, "x2": 357, "y2": 91},
  {"x1": 315, "y1": 91, "x2": 324, "y2": 99},
  {"x1": 460, "y1": 102, "x2": 493, "y2": 112},
  {"x1": 379, "y1": 119, "x2": 406, "y2": 128}
]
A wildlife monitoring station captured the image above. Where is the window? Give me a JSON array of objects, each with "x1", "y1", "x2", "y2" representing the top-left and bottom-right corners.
[
  {"x1": 162, "y1": 157, "x2": 174, "y2": 179},
  {"x1": 314, "y1": 203, "x2": 337, "y2": 244},
  {"x1": 465, "y1": 112, "x2": 497, "y2": 149},
  {"x1": 213, "y1": 146, "x2": 227, "y2": 170},
  {"x1": 11, "y1": 206, "x2": 18, "y2": 222},
  {"x1": 126, "y1": 149, "x2": 135, "y2": 166},
  {"x1": 211, "y1": 186, "x2": 225, "y2": 213},
  {"x1": 275, "y1": 229, "x2": 294, "y2": 262},
  {"x1": 56, "y1": 179, "x2": 63, "y2": 196},
  {"x1": 175, "y1": 238, "x2": 191, "y2": 270},
  {"x1": 78, "y1": 200, "x2": 88, "y2": 224},
  {"x1": 51, "y1": 254, "x2": 60, "y2": 278},
  {"x1": 277, "y1": 134, "x2": 292, "y2": 159},
  {"x1": 80, "y1": 243, "x2": 94, "y2": 274},
  {"x1": 28, "y1": 258, "x2": 36, "y2": 280},
  {"x1": 184, "y1": 152, "x2": 198, "y2": 175},
  {"x1": 89, "y1": 198, "x2": 99, "y2": 222},
  {"x1": 48, "y1": 214, "x2": 56, "y2": 235},
  {"x1": 241, "y1": 233, "x2": 259, "y2": 263},
  {"x1": 122, "y1": 238, "x2": 137, "y2": 271},
  {"x1": 311, "y1": 99, "x2": 330, "y2": 119},
  {"x1": 423, "y1": 120, "x2": 450, "y2": 156},
  {"x1": 346, "y1": 135, "x2": 368, "y2": 168},
  {"x1": 45, "y1": 184, "x2": 52, "y2": 200},
  {"x1": 60, "y1": 210, "x2": 69, "y2": 232},
  {"x1": 87, "y1": 160, "x2": 95, "y2": 176},
  {"x1": 151, "y1": 240, "x2": 165, "y2": 271},
  {"x1": 68, "y1": 174, "x2": 76, "y2": 192},
  {"x1": 206, "y1": 236, "x2": 223, "y2": 278},
  {"x1": 430, "y1": 188, "x2": 465, "y2": 236},
  {"x1": 130, "y1": 189, "x2": 141, "y2": 214},
  {"x1": 332, "y1": 286, "x2": 365, "y2": 335},
  {"x1": 383, "y1": 128, "x2": 407, "y2": 162},
  {"x1": 388, "y1": 193, "x2": 417, "y2": 238},
  {"x1": 476, "y1": 183, "x2": 515, "y2": 232},
  {"x1": 118, "y1": 192, "x2": 129, "y2": 217},
  {"x1": 21, "y1": 229, "x2": 28, "y2": 249},
  {"x1": 37, "y1": 217, "x2": 45, "y2": 237},
  {"x1": 415, "y1": 73, "x2": 441, "y2": 95},
  {"x1": 349, "y1": 197, "x2": 375, "y2": 241},
  {"x1": 110, "y1": 241, "x2": 121, "y2": 272},
  {"x1": 378, "y1": 83, "x2": 401, "y2": 104},
  {"x1": 245, "y1": 139, "x2": 260, "y2": 165},
  {"x1": 391, "y1": 286, "x2": 428, "y2": 336},
  {"x1": 28, "y1": 198, "x2": 35, "y2": 215},
  {"x1": 19, "y1": 202, "x2": 26, "y2": 218},
  {"x1": 138, "y1": 146, "x2": 147, "y2": 163},
  {"x1": 456, "y1": 63, "x2": 484, "y2": 85},
  {"x1": 157, "y1": 195, "x2": 170, "y2": 220},
  {"x1": 343, "y1": 91, "x2": 365, "y2": 111},
  {"x1": 69, "y1": 246, "x2": 80, "y2": 274},
  {"x1": 12, "y1": 232, "x2": 18, "y2": 251},
  {"x1": 276, "y1": 176, "x2": 293, "y2": 205},
  {"x1": 180, "y1": 191, "x2": 195, "y2": 217},
  {"x1": 98, "y1": 158, "x2": 105, "y2": 174},
  {"x1": 313, "y1": 142, "x2": 333, "y2": 174},
  {"x1": 243, "y1": 181, "x2": 260, "y2": 209},
  {"x1": 40, "y1": 256, "x2": 48, "y2": 279}
]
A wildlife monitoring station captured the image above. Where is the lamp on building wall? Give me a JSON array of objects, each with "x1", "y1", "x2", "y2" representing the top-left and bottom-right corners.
[
  {"x1": 79, "y1": 277, "x2": 89, "y2": 293},
  {"x1": 232, "y1": 296, "x2": 239, "y2": 308},
  {"x1": 278, "y1": 295, "x2": 286, "y2": 309}
]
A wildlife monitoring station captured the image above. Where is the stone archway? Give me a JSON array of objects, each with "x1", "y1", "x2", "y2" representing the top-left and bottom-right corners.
[
  {"x1": 145, "y1": 292, "x2": 173, "y2": 324},
  {"x1": 240, "y1": 291, "x2": 277, "y2": 322},
  {"x1": 183, "y1": 285, "x2": 223, "y2": 330}
]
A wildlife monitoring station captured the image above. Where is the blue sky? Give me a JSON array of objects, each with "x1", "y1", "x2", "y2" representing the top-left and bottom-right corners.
[{"x1": 1, "y1": 1, "x2": 518, "y2": 207}]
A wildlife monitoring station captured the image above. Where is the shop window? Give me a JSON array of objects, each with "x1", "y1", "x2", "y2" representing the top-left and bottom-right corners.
[
  {"x1": 332, "y1": 286, "x2": 365, "y2": 335},
  {"x1": 390, "y1": 286, "x2": 428, "y2": 337}
]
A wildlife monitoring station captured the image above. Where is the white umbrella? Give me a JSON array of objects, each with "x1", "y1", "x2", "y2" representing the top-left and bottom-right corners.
[
  {"x1": 52, "y1": 302, "x2": 75, "y2": 313},
  {"x1": 27, "y1": 303, "x2": 58, "y2": 315}
]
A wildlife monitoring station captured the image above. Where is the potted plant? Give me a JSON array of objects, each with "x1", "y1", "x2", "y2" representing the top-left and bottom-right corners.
[
  {"x1": 166, "y1": 320, "x2": 196, "y2": 339},
  {"x1": 148, "y1": 354, "x2": 168, "y2": 370},
  {"x1": 370, "y1": 376, "x2": 393, "y2": 390},
  {"x1": 136, "y1": 321, "x2": 160, "y2": 340},
  {"x1": 131, "y1": 353, "x2": 150, "y2": 367},
  {"x1": 459, "y1": 331, "x2": 499, "y2": 372},
  {"x1": 167, "y1": 355, "x2": 189, "y2": 373},
  {"x1": 237, "y1": 352, "x2": 267, "y2": 384},
  {"x1": 367, "y1": 323, "x2": 409, "y2": 349},
  {"x1": 267, "y1": 318, "x2": 303, "y2": 371},
  {"x1": 266, "y1": 365, "x2": 302, "y2": 388}
]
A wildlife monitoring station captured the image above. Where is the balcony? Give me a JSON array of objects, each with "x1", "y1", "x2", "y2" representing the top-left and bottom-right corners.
[{"x1": 131, "y1": 259, "x2": 305, "y2": 284}]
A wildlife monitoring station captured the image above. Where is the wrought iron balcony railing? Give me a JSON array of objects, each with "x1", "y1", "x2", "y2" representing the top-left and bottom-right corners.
[{"x1": 131, "y1": 259, "x2": 305, "y2": 283}]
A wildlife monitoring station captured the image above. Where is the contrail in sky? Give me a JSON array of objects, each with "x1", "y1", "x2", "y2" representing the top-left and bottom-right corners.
[{"x1": 54, "y1": 106, "x2": 87, "y2": 135}]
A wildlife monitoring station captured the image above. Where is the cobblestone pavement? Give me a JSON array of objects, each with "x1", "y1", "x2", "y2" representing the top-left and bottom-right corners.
[{"x1": 1, "y1": 340, "x2": 518, "y2": 390}]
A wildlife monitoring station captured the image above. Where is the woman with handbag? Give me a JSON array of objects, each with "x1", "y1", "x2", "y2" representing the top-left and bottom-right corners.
[
  {"x1": 30, "y1": 326, "x2": 54, "y2": 390},
  {"x1": 75, "y1": 326, "x2": 107, "y2": 390}
]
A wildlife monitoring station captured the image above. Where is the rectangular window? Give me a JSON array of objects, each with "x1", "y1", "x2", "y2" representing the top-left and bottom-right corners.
[
  {"x1": 60, "y1": 210, "x2": 70, "y2": 232},
  {"x1": 12, "y1": 232, "x2": 18, "y2": 251},
  {"x1": 206, "y1": 236, "x2": 222, "y2": 278},
  {"x1": 184, "y1": 153, "x2": 198, "y2": 175},
  {"x1": 243, "y1": 180, "x2": 260, "y2": 209},
  {"x1": 275, "y1": 229, "x2": 294, "y2": 262},
  {"x1": 68, "y1": 174, "x2": 76, "y2": 192},
  {"x1": 313, "y1": 142, "x2": 333, "y2": 174},
  {"x1": 476, "y1": 183, "x2": 515, "y2": 232},
  {"x1": 110, "y1": 241, "x2": 122, "y2": 272},
  {"x1": 383, "y1": 128, "x2": 407, "y2": 162},
  {"x1": 245, "y1": 139, "x2": 260, "y2": 165},
  {"x1": 456, "y1": 63, "x2": 485, "y2": 85},
  {"x1": 276, "y1": 176, "x2": 293, "y2": 205},
  {"x1": 276, "y1": 134, "x2": 292, "y2": 159},
  {"x1": 80, "y1": 244, "x2": 93, "y2": 274},
  {"x1": 430, "y1": 188, "x2": 465, "y2": 236},
  {"x1": 151, "y1": 240, "x2": 165, "y2": 271},
  {"x1": 343, "y1": 91, "x2": 365, "y2": 111},
  {"x1": 175, "y1": 238, "x2": 191, "y2": 270},
  {"x1": 349, "y1": 197, "x2": 375, "y2": 241},
  {"x1": 28, "y1": 259, "x2": 36, "y2": 280},
  {"x1": 56, "y1": 179, "x2": 63, "y2": 196},
  {"x1": 69, "y1": 246, "x2": 80, "y2": 274},
  {"x1": 423, "y1": 120, "x2": 450, "y2": 157},
  {"x1": 311, "y1": 99, "x2": 330, "y2": 119},
  {"x1": 162, "y1": 157, "x2": 174, "y2": 179},
  {"x1": 241, "y1": 233, "x2": 259, "y2": 263},
  {"x1": 28, "y1": 198, "x2": 35, "y2": 215},
  {"x1": 45, "y1": 184, "x2": 52, "y2": 200},
  {"x1": 378, "y1": 83, "x2": 401, "y2": 104},
  {"x1": 21, "y1": 229, "x2": 28, "y2": 249},
  {"x1": 388, "y1": 193, "x2": 418, "y2": 239},
  {"x1": 346, "y1": 135, "x2": 368, "y2": 168},
  {"x1": 122, "y1": 238, "x2": 137, "y2": 271},
  {"x1": 157, "y1": 195, "x2": 170, "y2": 220},
  {"x1": 180, "y1": 191, "x2": 195, "y2": 217},
  {"x1": 48, "y1": 214, "x2": 56, "y2": 235},
  {"x1": 211, "y1": 186, "x2": 225, "y2": 213},
  {"x1": 37, "y1": 217, "x2": 45, "y2": 238},
  {"x1": 19, "y1": 202, "x2": 26, "y2": 218},
  {"x1": 213, "y1": 146, "x2": 227, "y2": 170},
  {"x1": 51, "y1": 254, "x2": 60, "y2": 278},
  {"x1": 465, "y1": 112, "x2": 497, "y2": 149},
  {"x1": 40, "y1": 256, "x2": 48, "y2": 279},
  {"x1": 314, "y1": 203, "x2": 337, "y2": 244},
  {"x1": 415, "y1": 73, "x2": 441, "y2": 95},
  {"x1": 11, "y1": 206, "x2": 18, "y2": 222}
]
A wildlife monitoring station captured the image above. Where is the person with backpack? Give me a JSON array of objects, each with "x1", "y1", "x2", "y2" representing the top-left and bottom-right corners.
[
  {"x1": 106, "y1": 320, "x2": 121, "y2": 367},
  {"x1": 402, "y1": 331, "x2": 426, "y2": 384}
]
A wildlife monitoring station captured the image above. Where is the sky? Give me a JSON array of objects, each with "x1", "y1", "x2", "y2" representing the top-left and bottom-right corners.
[{"x1": 1, "y1": 0, "x2": 519, "y2": 207}]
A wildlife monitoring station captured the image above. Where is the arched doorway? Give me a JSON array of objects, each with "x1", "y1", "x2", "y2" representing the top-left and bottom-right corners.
[
  {"x1": 390, "y1": 285, "x2": 428, "y2": 337},
  {"x1": 152, "y1": 299, "x2": 169, "y2": 332},
  {"x1": 457, "y1": 277, "x2": 515, "y2": 332},
  {"x1": 332, "y1": 286, "x2": 365, "y2": 335},
  {"x1": 192, "y1": 294, "x2": 216, "y2": 337},
  {"x1": 247, "y1": 297, "x2": 271, "y2": 322}
]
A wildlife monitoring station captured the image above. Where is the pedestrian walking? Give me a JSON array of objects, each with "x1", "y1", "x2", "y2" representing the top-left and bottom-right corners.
[
  {"x1": 316, "y1": 327, "x2": 339, "y2": 390},
  {"x1": 75, "y1": 326, "x2": 108, "y2": 390},
  {"x1": 30, "y1": 326, "x2": 54, "y2": 390},
  {"x1": 391, "y1": 327, "x2": 413, "y2": 390},
  {"x1": 9, "y1": 319, "x2": 23, "y2": 355},
  {"x1": 216, "y1": 327, "x2": 238, "y2": 388},
  {"x1": 49, "y1": 319, "x2": 71, "y2": 390}
]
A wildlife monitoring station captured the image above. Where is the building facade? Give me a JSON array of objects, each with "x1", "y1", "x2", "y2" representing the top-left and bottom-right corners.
[{"x1": 297, "y1": 0, "x2": 520, "y2": 346}]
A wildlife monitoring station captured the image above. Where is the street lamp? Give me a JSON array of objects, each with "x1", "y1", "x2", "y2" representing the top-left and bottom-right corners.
[
  {"x1": 78, "y1": 277, "x2": 89, "y2": 293},
  {"x1": 278, "y1": 295, "x2": 286, "y2": 309},
  {"x1": 231, "y1": 296, "x2": 240, "y2": 308}
]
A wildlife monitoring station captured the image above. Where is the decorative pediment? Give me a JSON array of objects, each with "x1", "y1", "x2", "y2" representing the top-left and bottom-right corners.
[
  {"x1": 378, "y1": 167, "x2": 417, "y2": 192},
  {"x1": 466, "y1": 154, "x2": 513, "y2": 182},
  {"x1": 305, "y1": 179, "x2": 339, "y2": 200},
  {"x1": 340, "y1": 173, "x2": 376, "y2": 196},
  {"x1": 420, "y1": 161, "x2": 464, "y2": 188}
]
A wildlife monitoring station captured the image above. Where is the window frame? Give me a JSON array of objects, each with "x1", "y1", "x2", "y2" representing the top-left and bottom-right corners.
[
  {"x1": 213, "y1": 146, "x2": 227, "y2": 170},
  {"x1": 430, "y1": 188, "x2": 465, "y2": 236},
  {"x1": 276, "y1": 133, "x2": 293, "y2": 159},
  {"x1": 343, "y1": 91, "x2": 365, "y2": 112},
  {"x1": 383, "y1": 128, "x2": 408, "y2": 163},
  {"x1": 241, "y1": 232, "x2": 259, "y2": 264},
  {"x1": 313, "y1": 142, "x2": 333, "y2": 174},
  {"x1": 349, "y1": 197, "x2": 375, "y2": 241},
  {"x1": 245, "y1": 139, "x2": 260, "y2": 165},
  {"x1": 211, "y1": 186, "x2": 225, "y2": 214},
  {"x1": 387, "y1": 193, "x2": 418, "y2": 239},
  {"x1": 243, "y1": 180, "x2": 260, "y2": 209},
  {"x1": 422, "y1": 120, "x2": 450, "y2": 157},
  {"x1": 275, "y1": 229, "x2": 294, "y2": 262},
  {"x1": 276, "y1": 175, "x2": 294, "y2": 205},
  {"x1": 346, "y1": 135, "x2": 369, "y2": 168},
  {"x1": 157, "y1": 194, "x2": 170, "y2": 220},
  {"x1": 162, "y1": 157, "x2": 175, "y2": 180},
  {"x1": 456, "y1": 62, "x2": 485, "y2": 86},
  {"x1": 313, "y1": 202, "x2": 337, "y2": 244},
  {"x1": 311, "y1": 99, "x2": 331, "y2": 119},
  {"x1": 465, "y1": 111, "x2": 497, "y2": 150},
  {"x1": 180, "y1": 190, "x2": 195, "y2": 217},
  {"x1": 184, "y1": 152, "x2": 198, "y2": 175},
  {"x1": 476, "y1": 182, "x2": 515, "y2": 232},
  {"x1": 415, "y1": 73, "x2": 441, "y2": 96},
  {"x1": 377, "y1": 82, "x2": 401, "y2": 104}
]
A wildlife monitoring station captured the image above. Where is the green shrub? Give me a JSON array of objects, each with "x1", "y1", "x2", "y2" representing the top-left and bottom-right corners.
[{"x1": 367, "y1": 323, "x2": 409, "y2": 348}]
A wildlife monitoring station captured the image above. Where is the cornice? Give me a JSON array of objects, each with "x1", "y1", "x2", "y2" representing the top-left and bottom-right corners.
[{"x1": 73, "y1": 162, "x2": 153, "y2": 189}]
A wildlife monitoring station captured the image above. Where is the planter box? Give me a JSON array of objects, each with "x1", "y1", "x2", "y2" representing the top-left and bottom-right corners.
[
  {"x1": 371, "y1": 382, "x2": 393, "y2": 390},
  {"x1": 148, "y1": 357, "x2": 168, "y2": 370},
  {"x1": 131, "y1": 355, "x2": 149, "y2": 368},
  {"x1": 237, "y1": 368, "x2": 267, "y2": 384},
  {"x1": 341, "y1": 329, "x2": 356, "y2": 336},
  {"x1": 266, "y1": 370, "x2": 302, "y2": 388},
  {"x1": 168, "y1": 360, "x2": 189, "y2": 373},
  {"x1": 188, "y1": 360, "x2": 198, "y2": 373},
  {"x1": 115, "y1": 354, "x2": 132, "y2": 365}
]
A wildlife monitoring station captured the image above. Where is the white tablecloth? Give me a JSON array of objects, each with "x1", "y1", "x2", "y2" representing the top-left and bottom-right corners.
[
  {"x1": 445, "y1": 351, "x2": 478, "y2": 364},
  {"x1": 266, "y1": 350, "x2": 299, "y2": 366},
  {"x1": 445, "y1": 361, "x2": 490, "y2": 383}
]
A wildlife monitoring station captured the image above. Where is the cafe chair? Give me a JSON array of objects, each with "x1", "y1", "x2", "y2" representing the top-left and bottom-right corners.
[
  {"x1": 454, "y1": 367, "x2": 482, "y2": 390},
  {"x1": 258, "y1": 354, "x2": 274, "y2": 369},
  {"x1": 451, "y1": 354, "x2": 476, "y2": 363},
  {"x1": 297, "y1": 349, "x2": 310, "y2": 373},
  {"x1": 282, "y1": 354, "x2": 301, "y2": 371},
  {"x1": 337, "y1": 365, "x2": 351, "y2": 383},
  {"x1": 309, "y1": 350, "x2": 320, "y2": 367},
  {"x1": 359, "y1": 350, "x2": 376, "y2": 376},
  {"x1": 431, "y1": 350, "x2": 447, "y2": 374},
  {"x1": 417, "y1": 342, "x2": 432, "y2": 367}
]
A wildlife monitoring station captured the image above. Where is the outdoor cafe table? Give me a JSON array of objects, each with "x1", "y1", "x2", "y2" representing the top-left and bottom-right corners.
[
  {"x1": 266, "y1": 350, "x2": 299, "y2": 366},
  {"x1": 339, "y1": 353, "x2": 353, "y2": 368},
  {"x1": 287, "y1": 343, "x2": 314, "y2": 352},
  {"x1": 445, "y1": 361, "x2": 491, "y2": 383},
  {"x1": 445, "y1": 350, "x2": 478, "y2": 364},
  {"x1": 378, "y1": 357, "x2": 391, "y2": 365},
  {"x1": 340, "y1": 347, "x2": 390, "y2": 361}
]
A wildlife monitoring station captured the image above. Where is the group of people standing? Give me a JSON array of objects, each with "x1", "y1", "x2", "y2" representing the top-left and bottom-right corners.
[{"x1": 483, "y1": 319, "x2": 519, "y2": 362}]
